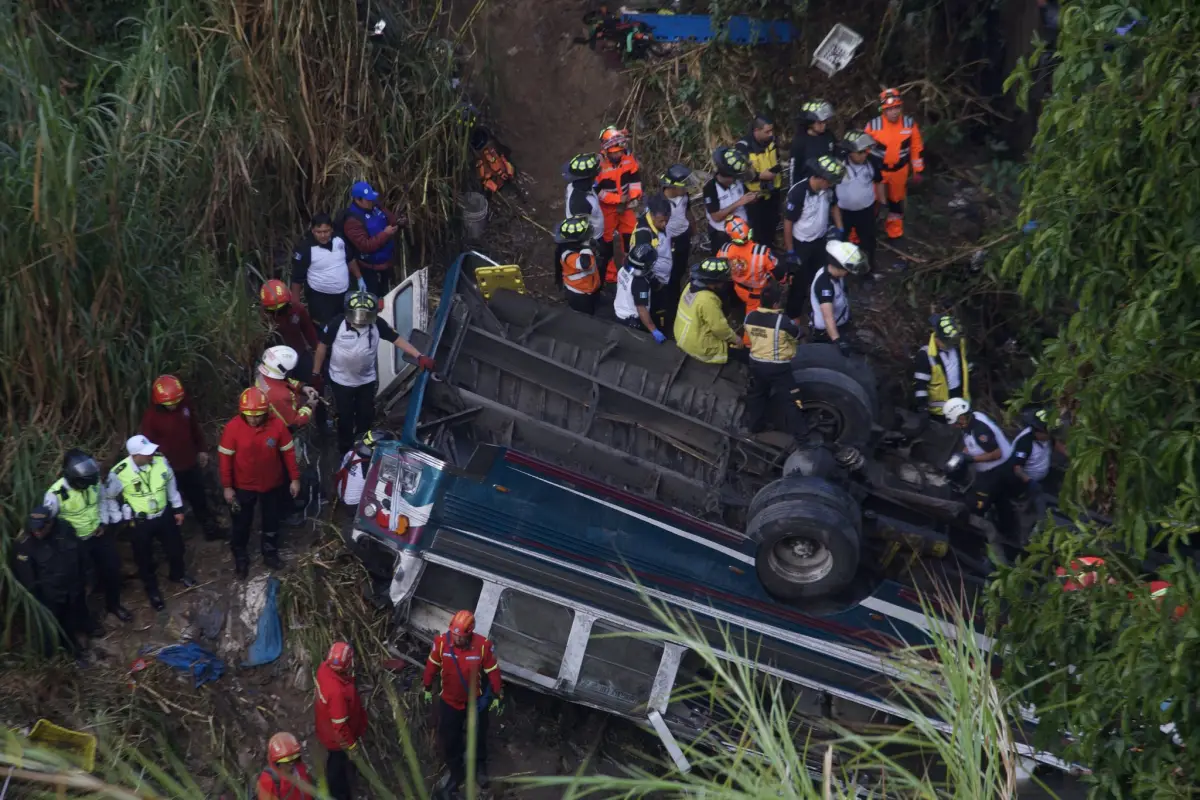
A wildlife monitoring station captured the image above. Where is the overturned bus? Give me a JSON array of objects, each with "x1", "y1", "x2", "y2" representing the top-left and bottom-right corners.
[{"x1": 347, "y1": 252, "x2": 1074, "y2": 778}]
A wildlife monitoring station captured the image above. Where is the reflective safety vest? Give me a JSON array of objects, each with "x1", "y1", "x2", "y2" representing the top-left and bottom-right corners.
[
  {"x1": 718, "y1": 241, "x2": 777, "y2": 291},
  {"x1": 741, "y1": 140, "x2": 782, "y2": 196},
  {"x1": 48, "y1": 477, "x2": 102, "y2": 538},
  {"x1": 112, "y1": 455, "x2": 171, "y2": 517},
  {"x1": 477, "y1": 144, "x2": 515, "y2": 193},
  {"x1": 866, "y1": 114, "x2": 924, "y2": 172},
  {"x1": 559, "y1": 246, "x2": 601, "y2": 295},
  {"x1": 925, "y1": 332, "x2": 969, "y2": 417}
]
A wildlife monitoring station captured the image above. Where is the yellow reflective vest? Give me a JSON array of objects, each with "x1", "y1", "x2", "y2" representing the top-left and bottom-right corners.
[
  {"x1": 47, "y1": 477, "x2": 102, "y2": 537},
  {"x1": 674, "y1": 287, "x2": 739, "y2": 364},
  {"x1": 112, "y1": 455, "x2": 172, "y2": 517},
  {"x1": 924, "y1": 333, "x2": 969, "y2": 417}
]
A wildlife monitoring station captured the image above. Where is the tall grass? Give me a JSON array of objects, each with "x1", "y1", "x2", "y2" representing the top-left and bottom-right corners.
[{"x1": 0, "y1": 0, "x2": 472, "y2": 649}]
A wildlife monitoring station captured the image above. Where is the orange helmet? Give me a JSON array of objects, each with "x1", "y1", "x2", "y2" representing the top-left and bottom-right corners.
[
  {"x1": 267, "y1": 732, "x2": 302, "y2": 766},
  {"x1": 448, "y1": 609, "x2": 476, "y2": 638},
  {"x1": 327, "y1": 641, "x2": 354, "y2": 672},
  {"x1": 260, "y1": 279, "x2": 291, "y2": 311},
  {"x1": 238, "y1": 387, "x2": 269, "y2": 416},
  {"x1": 724, "y1": 217, "x2": 752, "y2": 244},
  {"x1": 151, "y1": 375, "x2": 185, "y2": 406},
  {"x1": 879, "y1": 88, "x2": 903, "y2": 111},
  {"x1": 599, "y1": 125, "x2": 628, "y2": 155}
]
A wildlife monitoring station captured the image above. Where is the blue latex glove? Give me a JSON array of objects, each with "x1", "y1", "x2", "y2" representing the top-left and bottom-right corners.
[
  {"x1": 833, "y1": 227, "x2": 845, "y2": 240},
  {"x1": 785, "y1": 251, "x2": 801, "y2": 268},
  {"x1": 651, "y1": 329, "x2": 667, "y2": 344},
  {"x1": 1021, "y1": 220, "x2": 1039, "y2": 234},
  {"x1": 357, "y1": 276, "x2": 367, "y2": 292}
]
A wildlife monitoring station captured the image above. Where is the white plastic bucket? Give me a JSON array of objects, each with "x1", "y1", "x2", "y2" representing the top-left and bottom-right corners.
[{"x1": 461, "y1": 192, "x2": 488, "y2": 240}]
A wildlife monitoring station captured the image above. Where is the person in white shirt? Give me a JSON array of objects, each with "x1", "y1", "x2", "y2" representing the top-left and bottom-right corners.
[
  {"x1": 291, "y1": 214, "x2": 363, "y2": 326},
  {"x1": 336, "y1": 429, "x2": 394, "y2": 507},
  {"x1": 943, "y1": 398, "x2": 1014, "y2": 516},
  {"x1": 702, "y1": 147, "x2": 756, "y2": 255}
]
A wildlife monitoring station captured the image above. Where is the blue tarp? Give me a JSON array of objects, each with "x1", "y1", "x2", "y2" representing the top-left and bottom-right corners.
[
  {"x1": 156, "y1": 643, "x2": 225, "y2": 688},
  {"x1": 243, "y1": 577, "x2": 283, "y2": 668},
  {"x1": 622, "y1": 13, "x2": 795, "y2": 45}
]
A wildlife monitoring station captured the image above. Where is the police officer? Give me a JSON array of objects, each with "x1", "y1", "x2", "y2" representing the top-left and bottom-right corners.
[
  {"x1": 943, "y1": 398, "x2": 1012, "y2": 514},
  {"x1": 613, "y1": 243, "x2": 667, "y2": 341},
  {"x1": 43, "y1": 449, "x2": 131, "y2": 623},
  {"x1": 783, "y1": 155, "x2": 845, "y2": 320},
  {"x1": 630, "y1": 194, "x2": 674, "y2": 330},
  {"x1": 104, "y1": 435, "x2": 196, "y2": 610},
  {"x1": 913, "y1": 314, "x2": 970, "y2": 421},
  {"x1": 13, "y1": 506, "x2": 101, "y2": 656},
  {"x1": 742, "y1": 279, "x2": 812, "y2": 445},
  {"x1": 809, "y1": 241, "x2": 867, "y2": 353},
  {"x1": 660, "y1": 165, "x2": 693, "y2": 290},
  {"x1": 1007, "y1": 408, "x2": 1055, "y2": 492}
]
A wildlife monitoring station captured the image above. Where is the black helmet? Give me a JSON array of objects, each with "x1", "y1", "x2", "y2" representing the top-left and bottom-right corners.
[
  {"x1": 931, "y1": 314, "x2": 962, "y2": 344},
  {"x1": 690, "y1": 257, "x2": 732, "y2": 285},
  {"x1": 806, "y1": 155, "x2": 846, "y2": 185},
  {"x1": 661, "y1": 164, "x2": 692, "y2": 187},
  {"x1": 713, "y1": 146, "x2": 749, "y2": 178},
  {"x1": 799, "y1": 99, "x2": 835, "y2": 124},
  {"x1": 1022, "y1": 408, "x2": 1050, "y2": 433},
  {"x1": 625, "y1": 243, "x2": 657, "y2": 275},
  {"x1": 562, "y1": 152, "x2": 601, "y2": 181},
  {"x1": 841, "y1": 129, "x2": 875, "y2": 154},
  {"x1": 557, "y1": 215, "x2": 594, "y2": 243},
  {"x1": 354, "y1": 428, "x2": 394, "y2": 459},
  {"x1": 63, "y1": 448, "x2": 100, "y2": 489},
  {"x1": 345, "y1": 290, "x2": 380, "y2": 327}
]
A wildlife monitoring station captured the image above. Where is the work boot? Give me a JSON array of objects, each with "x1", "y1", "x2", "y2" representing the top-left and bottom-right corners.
[
  {"x1": 148, "y1": 592, "x2": 165, "y2": 611},
  {"x1": 282, "y1": 510, "x2": 305, "y2": 527},
  {"x1": 172, "y1": 574, "x2": 198, "y2": 589},
  {"x1": 110, "y1": 605, "x2": 133, "y2": 623},
  {"x1": 234, "y1": 558, "x2": 249, "y2": 580}
]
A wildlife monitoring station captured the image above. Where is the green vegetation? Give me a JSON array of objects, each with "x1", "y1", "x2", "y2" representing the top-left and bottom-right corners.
[
  {"x1": 0, "y1": 0, "x2": 471, "y2": 647},
  {"x1": 989, "y1": 1, "x2": 1200, "y2": 793}
]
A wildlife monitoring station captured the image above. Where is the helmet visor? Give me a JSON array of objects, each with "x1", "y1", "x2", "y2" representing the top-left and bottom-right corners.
[{"x1": 347, "y1": 308, "x2": 377, "y2": 327}]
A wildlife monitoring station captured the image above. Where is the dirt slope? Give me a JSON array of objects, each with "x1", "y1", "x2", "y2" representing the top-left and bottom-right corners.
[{"x1": 465, "y1": 0, "x2": 630, "y2": 221}]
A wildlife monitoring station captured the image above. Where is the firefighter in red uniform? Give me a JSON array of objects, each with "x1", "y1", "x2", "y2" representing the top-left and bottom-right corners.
[
  {"x1": 595, "y1": 126, "x2": 643, "y2": 284},
  {"x1": 261, "y1": 281, "x2": 319, "y2": 375},
  {"x1": 866, "y1": 88, "x2": 925, "y2": 243},
  {"x1": 257, "y1": 732, "x2": 315, "y2": 800},
  {"x1": 217, "y1": 388, "x2": 300, "y2": 579},
  {"x1": 423, "y1": 610, "x2": 504, "y2": 795},
  {"x1": 255, "y1": 345, "x2": 318, "y2": 430},
  {"x1": 315, "y1": 641, "x2": 367, "y2": 800}
]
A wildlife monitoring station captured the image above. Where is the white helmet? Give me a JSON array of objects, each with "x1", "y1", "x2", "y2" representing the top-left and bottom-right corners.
[
  {"x1": 826, "y1": 240, "x2": 866, "y2": 274},
  {"x1": 943, "y1": 397, "x2": 972, "y2": 425},
  {"x1": 259, "y1": 345, "x2": 298, "y2": 380}
]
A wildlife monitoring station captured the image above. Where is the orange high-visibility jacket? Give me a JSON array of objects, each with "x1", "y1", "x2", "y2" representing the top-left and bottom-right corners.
[
  {"x1": 596, "y1": 154, "x2": 643, "y2": 235},
  {"x1": 559, "y1": 246, "x2": 601, "y2": 295},
  {"x1": 718, "y1": 241, "x2": 779, "y2": 291},
  {"x1": 866, "y1": 114, "x2": 924, "y2": 173}
]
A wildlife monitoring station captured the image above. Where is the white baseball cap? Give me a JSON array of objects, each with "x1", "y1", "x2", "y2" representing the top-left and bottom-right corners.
[{"x1": 126, "y1": 435, "x2": 159, "y2": 456}]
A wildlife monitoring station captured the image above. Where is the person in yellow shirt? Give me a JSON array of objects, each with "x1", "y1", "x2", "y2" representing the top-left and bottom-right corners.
[{"x1": 674, "y1": 258, "x2": 745, "y2": 364}]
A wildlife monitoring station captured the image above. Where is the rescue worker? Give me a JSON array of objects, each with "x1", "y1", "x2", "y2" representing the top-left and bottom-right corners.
[
  {"x1": 595, "y1": 127, "x2": 643, "y2": 283},
  {"x1": 342, "y1": 181, "x2": 406, "y2": 297},
  {"x1": 741, "y1": 280, "x2": 811, "y2": 445},
  {"x1": 257, "y1": 732, "x2": 315, "y2": 800},
  {"x1": 562, "y1": 152, "x2": 610, "y2": 271},
  {"x1": 260, "y1": 280, "x2": 320, "y2": 385},
  {"x1": 718, "y1": 217, "x2": 781, "y2": 330},
  {"x1": 867, "y1": 88, "x2": 925, "y2": 243},
  {"x1": 783, "y1": 156, "x2": 845, "y2": 321},
  {"x1": 255, "y1": 345, "x2": 319, "y2": 430},
  {"x1": 42, "y1": 450, "x2": 131, "y2": 623},
  {"x1": 702, "y1": 146, "x2": 756, "y2": 255},
  {"x1": 836, "y1": 130, "x2": 886, "y2": 270},
  {"x1": 140, "y1": 375, "x2": 227, "y2": 541},
  {"x1": 735, "y1": 114, "x2": 783, "y2": 245},
  {"x1": 218, "y1": 388, "x2": 301, "y2": 579},
  {"x1": 630, "y1": 194, "x2": 674, "y2": 330},
  {"x1": 913, "y1": 314, "x2": 970, "y2": 420},
  {"x1": 810, "y1": 241, "x2": 867, "y2": 353},
  {"x1": 313, "y1": 291, "x2": 434, "y2": 455},
  {"x1": 674, "y1": 258, "x2": 745, "y2": 365},
  {"x1": 613, "y1": 243, "x2": 666, "y2": 341},
  {"x1": 13, "y1": 506, "x2": 100, "y2": 657},
  {"x1": 423, "y1": 610, "x2": 504, "y2": 794},
  {"x1": 315, "y1": 641, "x2": 367, "y2": 800},
  {"x1": 335, "y1": 429, "x2": 392, "y2": 507},
  {"x1": 661, "y1": 165, "x2": 693, "y2": 293},
  {"x1": 788, "y1": 99, "x2": 836, "y2": 182},
  {"x1": 1007, "y1": 408, "x2": 1054, "y2": 491},
  {"x1": 555, "y1": 216, "x2": 602, "y2": 316},
  {"x1": 104, "y1": 434, "x2": 195, "y2": 611},
  {"x1": 291, "y1": 213, "x2": 362, "y2": 327},
  {"x1": 943, "y1": 398, "x2": 1013, "y2": 514}
]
